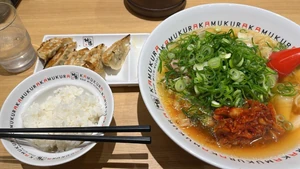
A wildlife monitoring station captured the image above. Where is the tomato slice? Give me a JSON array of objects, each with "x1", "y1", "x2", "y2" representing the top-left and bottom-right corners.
[{"x1": 267, "y1": 48, "x2": 300, "y2": 78}]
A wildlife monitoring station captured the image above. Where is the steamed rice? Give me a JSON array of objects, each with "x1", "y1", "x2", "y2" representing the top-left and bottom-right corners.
[{"x1": 22, "y1": 85, "x2": 104, "y2": 152}]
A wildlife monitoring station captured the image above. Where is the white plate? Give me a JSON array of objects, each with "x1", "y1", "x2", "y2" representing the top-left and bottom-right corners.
[{"x1": 34, "y1": 33, "x2": 149, "y2": 86}]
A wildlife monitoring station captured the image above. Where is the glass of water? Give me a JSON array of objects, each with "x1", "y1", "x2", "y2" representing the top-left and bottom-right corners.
[{"x1": 0, "y1": 2, "x2": 37, "y2": 73}]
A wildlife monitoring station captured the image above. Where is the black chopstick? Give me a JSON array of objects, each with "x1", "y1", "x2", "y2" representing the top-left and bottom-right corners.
[
  {"x1": 0, "y1": 134, "x2": 151, "y2": 144},
  {"x1": 0, "y1": 125, "x2": 151, "y2": 133}
]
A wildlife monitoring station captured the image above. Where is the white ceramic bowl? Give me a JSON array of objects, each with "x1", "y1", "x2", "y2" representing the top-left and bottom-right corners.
[
  {"x1": 0, "y1": 65, "x2": 114, "y2": 166},
  {"x1": 138, "y1": 3, "x2": 300, "y2": 169}
]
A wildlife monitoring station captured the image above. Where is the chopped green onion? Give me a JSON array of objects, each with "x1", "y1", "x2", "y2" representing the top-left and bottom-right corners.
[
  {"x1": 211, "y1": 100, "x2": 221, "y2": 108},
  {"x1": 208, "y1": 57, "x2": 221, "y2": 69},
  {"x1": 158, "y1": 57, "x2": 162, "y2": 73},
  {"x1": 221, "y1": 38, "x2": 230, "y2": 44},
  {"x1": 232, "y1": 89, "x2": 242, "y2": 97},
  {"x1": 236, "y1": 57, "x2": 244, "y2": 67},
  {"x1": 233, "y1": 97, "x2": 242, "y2": 107},
  {"x1": 274, "y1": 82, "x2": 297, "y2": 96},
  {"x1": 175, "y1": 79, "x2": 186, "y2": 92},
  {"x1": 183, "y1": 76, "x2": 191, "y2": 84},
  {"x1": 187, "y1": 44, "x2": 195, "y2": 51},
  {"x1": 235, "y1": 73, "x2": 245, "y2": 83},
  {"x1": 200, "y1": 45, "x2": 214, "y2": 57},
  {"x1": 221, "y1": 95, "x2": 233, "y2": 105},
  {"x1": 219, "y1": 53, "x2": 231, "y2": 59},
  {"x1": 158, "y1": 28, "x2": 280, "y2": 126},
  {"x1": 229, "y1": 59, "x2": 234, "y2": 68},
  {"x1": 194, "y1": 86, "x2": 200, "y2": 95},
  {"x1": 276, "y1": 114, "x2": 285, "y2": 122},
  {"x1": 266, "y1": 74, "x2": 277, "y2": 88},
  {"x1": 229, "y1": 69, "x2": 242, "y2": 81},
  {"x1": 188, "y1": 58, "x2": 196, "y2": 65},
  {"x1": 193, "y1": 62, "x2": 207, "y2": 71},
  {"x1": 180, "y1": 66, "x2": 187, "y2": 73},
  {"x1": 194, "y1": 76, "x2": 203, "y2": 84},
  {"x1": 168, "y1": 52, "x2": 175, "y2": 59},
  {"x1": 282, "y1": 121, "x2": 293, "y2": 131},
  {"x1": 229, "y1": 53, "x2": 244, "y2": 68}
]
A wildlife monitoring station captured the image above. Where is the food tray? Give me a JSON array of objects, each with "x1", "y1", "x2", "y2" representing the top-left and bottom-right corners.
[{"x1": 33, "y1": 33, "x2": 149, "y2": 86}]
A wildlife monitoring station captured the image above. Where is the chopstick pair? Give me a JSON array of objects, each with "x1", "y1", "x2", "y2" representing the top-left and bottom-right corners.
[{"x1": 0, "y1": 125, "x2": 151, "y2": 144}]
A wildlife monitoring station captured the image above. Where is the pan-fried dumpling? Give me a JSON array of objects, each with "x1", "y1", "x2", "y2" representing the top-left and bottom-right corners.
[
  {"x1": 102, "y1": 34, "x2": 130, "y2": 70},
  {"x1": 37, "y1": 38, "x2": 73, "y2": 64},
  {"x1": 45, "y1": 42, "x2": 77, "y2": 68},
  {"x1": 64, "y1": 48, "x2": 90, "y2": 66},
  {"x1": 83, "y1": 44, "x2": 107, "y2": 78}
]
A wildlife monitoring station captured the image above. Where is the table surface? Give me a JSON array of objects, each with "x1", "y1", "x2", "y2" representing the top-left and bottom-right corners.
[{"x1": 1, "y1": 0, "x2": 300, "y2": 168}]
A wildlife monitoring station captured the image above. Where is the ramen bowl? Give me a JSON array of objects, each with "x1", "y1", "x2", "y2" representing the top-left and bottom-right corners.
[
  {"x1": 138, "y1": 3, "x2": 300, "y2": 169},
  {"x1": 0, "y1": 65, "x2": 114, "y2": 166}
]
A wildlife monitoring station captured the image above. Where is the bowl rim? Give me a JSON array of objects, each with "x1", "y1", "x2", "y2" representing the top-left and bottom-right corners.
[
  {"x1": 138, "y1": 3, "x2": 300, "y2": 168},
  {"x1": 0, "y1": 65, "x2": 114, "y2": 166}
]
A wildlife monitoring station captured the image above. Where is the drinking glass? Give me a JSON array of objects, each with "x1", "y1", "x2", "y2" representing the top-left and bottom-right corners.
[{"x1": 0, "y1": 2, "x2": 37, "y2": 73}]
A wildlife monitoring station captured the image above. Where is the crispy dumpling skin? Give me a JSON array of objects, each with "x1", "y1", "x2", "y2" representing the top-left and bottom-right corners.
[
  {"x1": 102, "y1": 34, "x2": 130, "y2": 70},
  {"x1": 83, "y1": 44, "x2": 107, "y2": 78},
  {"x1": 37, "y1": 38, "x2": 73, "y2": 64},
  {"x1": 45, "y1": 42, "x2": 77, "y2": 68},
  {"x1": 64, "y1": 48, "x2": 90, "y2": 66}
]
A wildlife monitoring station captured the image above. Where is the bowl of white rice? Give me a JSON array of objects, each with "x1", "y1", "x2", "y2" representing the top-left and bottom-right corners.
[{"x1": 0, "y1": 65, "x2": 114, "y2": 166}]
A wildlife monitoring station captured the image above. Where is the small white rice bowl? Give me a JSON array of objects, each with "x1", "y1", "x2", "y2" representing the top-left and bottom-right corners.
[{"x1": 0, "y1": 65, "x2": 114, "y2": 166}]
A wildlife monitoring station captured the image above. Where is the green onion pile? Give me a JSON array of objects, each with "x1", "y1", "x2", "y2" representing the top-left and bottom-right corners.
[{"x1": 158, "y1": 29, "x2": 279, "y2": 125}]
